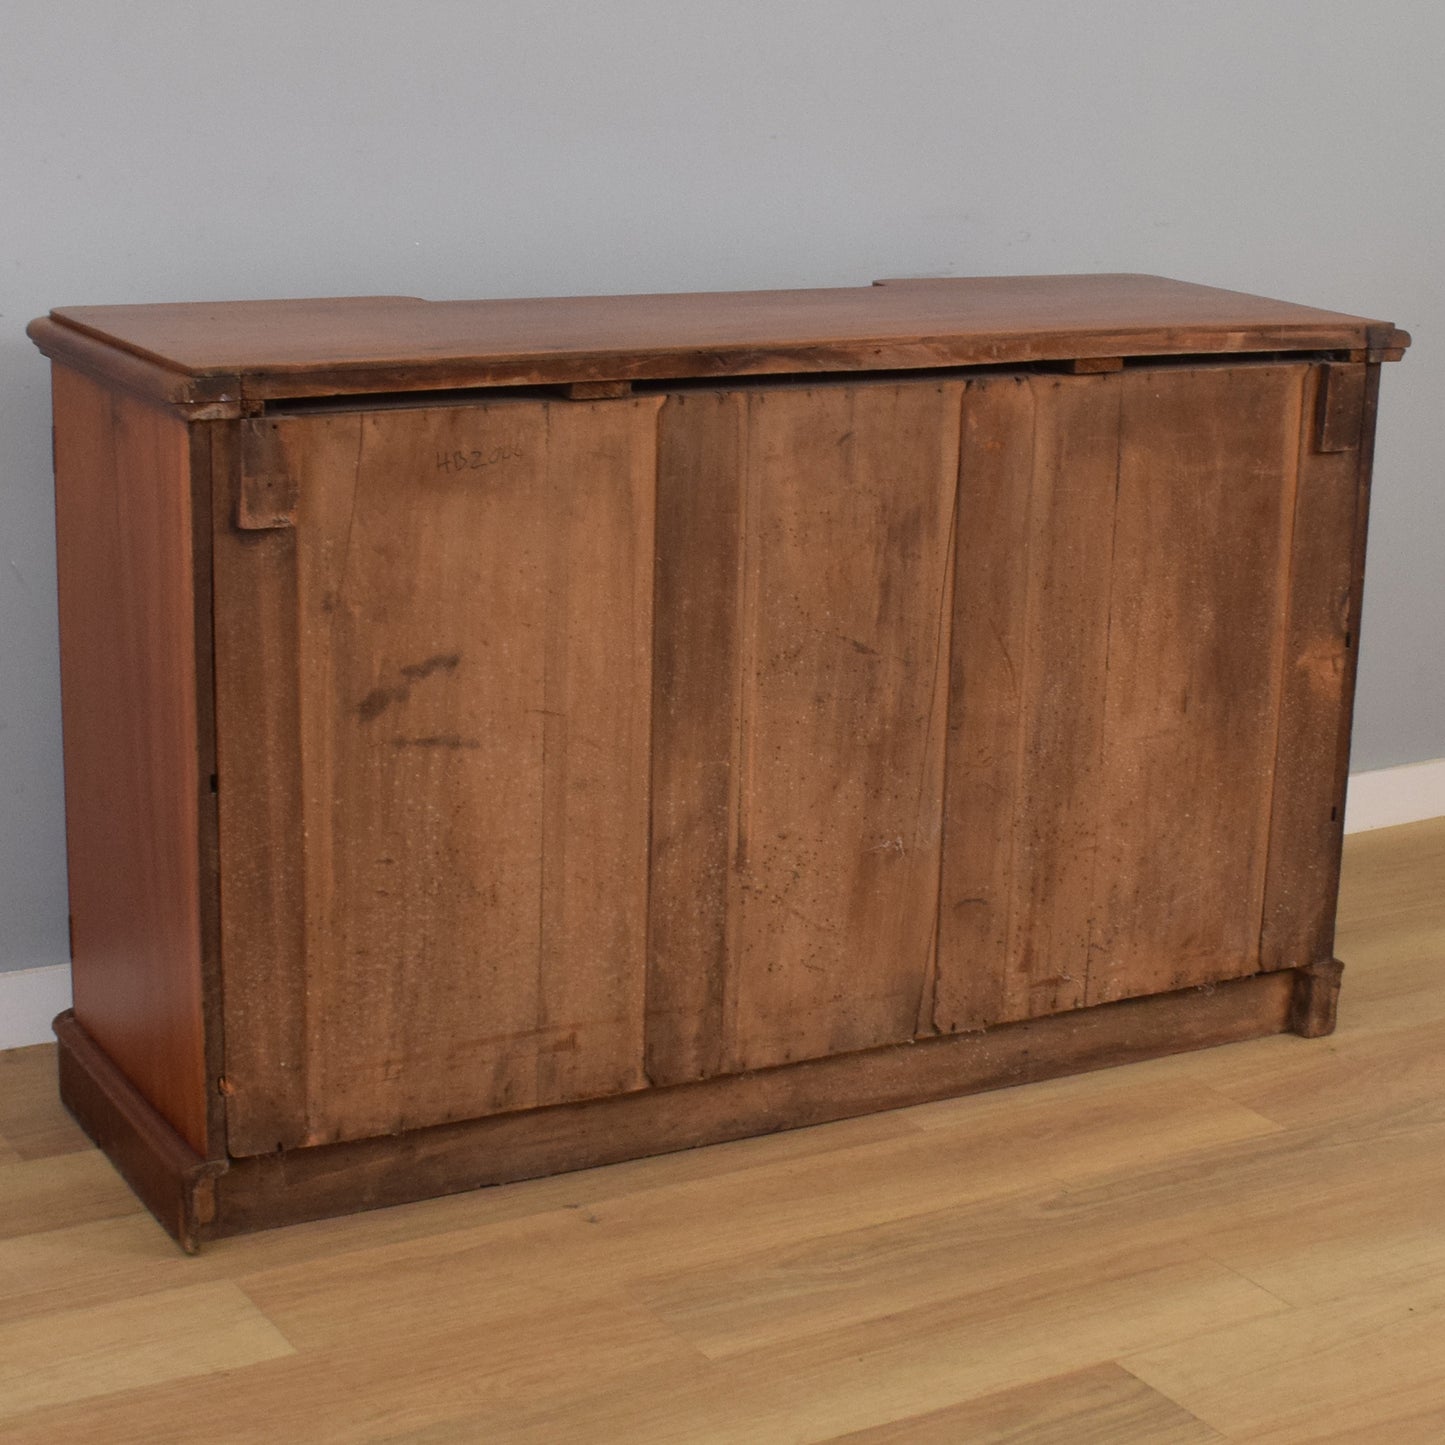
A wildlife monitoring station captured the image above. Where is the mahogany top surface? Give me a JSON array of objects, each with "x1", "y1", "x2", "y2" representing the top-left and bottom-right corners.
[{"x1": 29, "y1": 275, "x2": 1407, "y2": 405}]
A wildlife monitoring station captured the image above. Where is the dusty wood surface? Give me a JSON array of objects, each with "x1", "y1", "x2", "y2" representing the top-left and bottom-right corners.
[
  {"x1": 28, "y1": 275, "x2": 1407, "y2": 407},
  {"x1": 938, "y1": 372, "x2": 1121, "y2": 1027},
  {"x1": 216, "y1": 396, "x2": 660, "y2": 1152},
  {"x1": 936, "y1": 364, "x2": 1309, "y2": 1028},
  {"x1": 1086, "y1": 364, "x2": 1306, "y2": 1001},
  {"x1": 2, "y1": 820, "x2": 1441, "y2": 1441},
  {"x1": 1259, "y1": 363, "x2": 1376, "y2": 972},
  {"x1": 49, "y1": 365, "x2": 210, "y2": 1154},
  {"x1": 650, "y1": 382, "x2": 959, "y2": 1080}
]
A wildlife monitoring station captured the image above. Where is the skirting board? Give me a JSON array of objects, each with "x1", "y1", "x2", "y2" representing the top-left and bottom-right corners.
[
  {"x1": 1344, "y1": 756, "x2": 1445, "y2": 835},
  {"x1": 0, "y1": 964, "x2": 72, "y2": 1051},
  {"x1": 2, "y1": 759, "x2": 1441, "y2": 1051}
]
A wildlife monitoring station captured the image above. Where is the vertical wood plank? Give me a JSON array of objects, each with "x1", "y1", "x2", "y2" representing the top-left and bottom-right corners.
[
  {"x1": 647, "y1": 391, "x2": 747, "y2": 1084},
  {"x1": 51, "y1": 366, "x2": 209, "y2": 1155},
  {"x1": 732, "y1": 382, "x2": 959, "y2": 1069},
  {"x1": 936, "y1": 373, "x2": 1122, "y2": 1030},
  {"x1": 534, "y1": 401, "x2": 659, "y2": 1105},
  {"x1": 300, "y1": 403, "x2": 549, "y2": 1142},
  {"x1": 1260, "y1": 363, "x2": 1373, "y2": 970},
  {"x1": 1086, "y1": 365, "x2": 1306, "y2": 1003},
  {"x1": 187, "y1": 422, "x2": 226, "y2": 1155},
  {"x1": 211, "y1": 423, "x2": 308, "y2": 1155},
  {"x1": 648, "y1": 380, "x2": 959, "y2": 1080},
  {"x1": 933, "y1": 375, "x2": 1038, "y2": 1031}
]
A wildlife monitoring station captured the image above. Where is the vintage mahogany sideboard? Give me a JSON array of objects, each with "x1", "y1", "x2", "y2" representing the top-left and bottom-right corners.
[{"x1": 29, "y1": 276, "x2": 1408, "y2": 1249}]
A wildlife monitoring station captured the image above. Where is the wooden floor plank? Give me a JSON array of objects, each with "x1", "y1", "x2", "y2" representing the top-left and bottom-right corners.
[
  {"x1": 0, "y1": 1149, "x2": 142, "y2": 1240},
  {"x1": 1124, "y1": 1276, "x2": 1445, "y2": 1443},
  {"x1": 0, "y1": 1281, "x2": 293, "y2": 1423},
  {"x1": 0, "y1": 818, "x2": 1440, "y2": 1443},
  {"x1": 0, "y1": 1043, "x2": 90, "y2": 1160},
  {"x1": 822, "y1": 1362, "x2": 1225, "y2": 1444}
]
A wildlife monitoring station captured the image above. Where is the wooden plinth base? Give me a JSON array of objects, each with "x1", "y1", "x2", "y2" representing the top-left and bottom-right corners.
[{"x1": 55, "y1": 962, "x2": 1341, "y2": 1252}]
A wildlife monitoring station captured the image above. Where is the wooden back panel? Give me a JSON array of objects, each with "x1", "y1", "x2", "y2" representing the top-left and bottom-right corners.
[
  {"x1": 648, "y1": 382, "x2": 960, "y2": 1084},
  {"x1": 214, "y1": 396, "x2": 659, "y2": 1153},
  {"x1": 208, "y1": 359, "x2": 1370, "y2": 1152},
  {"x1": 51, "y1": 366, "x2": 210, "y2": 1154},
  {"x1": 936, "y1": 362, "x2": 1361, "y2": 1029}
]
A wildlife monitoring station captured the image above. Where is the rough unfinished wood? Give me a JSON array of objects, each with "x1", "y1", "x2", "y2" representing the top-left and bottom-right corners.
[
  {"x1": 938, "y1": 363, "x2": 1321, "y2": 1029},
  {"x1": 1259, "y1": 363, "x2": 1373, "y2": 972},
  {"x1": 650, "y1": 381, "x2": 959, "y2": 1081},
  {"x1": 937, "y1": 371, "x2": 1122, "y2": 1028},
  {"x1": 1086, "y1": 364, "x2": 1307, "y2": 1003},
  {"x1": 647, "y1": 390, "x2": 748, "y2": 1084},
  {"x1": 216, "y1": 396, "x2": 660, "y2": 1153}
]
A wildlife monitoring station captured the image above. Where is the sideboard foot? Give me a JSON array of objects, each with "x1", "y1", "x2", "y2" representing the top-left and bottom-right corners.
[
  {"x1": 53, "y1": 1010, "x2": 226, "y2": 1253},
  {"x1": 1290, "y1": 958, "x2": 1345, "y2": 1038}
]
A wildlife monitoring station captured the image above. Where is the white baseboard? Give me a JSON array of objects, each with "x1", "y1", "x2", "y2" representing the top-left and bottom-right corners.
[
  {"x1": 0, "y1": 963, "x2": 71, "y2": 1052},
  {"x1": 1344, "y1": 756, "x2": 1445, "y2": 835},
  {"x1": 0, "y1": 759, "x2": 1439, "y2": 1052}
]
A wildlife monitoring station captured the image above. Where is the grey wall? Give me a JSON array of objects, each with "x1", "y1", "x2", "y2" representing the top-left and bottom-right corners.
[{"x1": 2, "y1": 0, "x2": 1441, "y2": 976}]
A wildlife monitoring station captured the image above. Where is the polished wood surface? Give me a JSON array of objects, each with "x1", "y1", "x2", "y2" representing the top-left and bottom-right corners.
[
  {"x1": 28, "y1": 275, "x2": 1408, "y2": 407},
  {"x1": 2, "y1": 819, "x2": 1441, "y2": 1441},
  {"x1": 50, "y1": 366, "x2": 210, "y2": 1154}
]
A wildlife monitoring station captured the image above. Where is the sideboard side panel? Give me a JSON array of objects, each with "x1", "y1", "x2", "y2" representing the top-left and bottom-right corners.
[{"x1": 51, "y1": 364, "x2": 209, "y2": 1154}]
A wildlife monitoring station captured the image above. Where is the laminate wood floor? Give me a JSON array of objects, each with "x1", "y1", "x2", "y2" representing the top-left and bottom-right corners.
[{"x1": 1, "y1": 819, "x2": 1441, "y2": 1442}]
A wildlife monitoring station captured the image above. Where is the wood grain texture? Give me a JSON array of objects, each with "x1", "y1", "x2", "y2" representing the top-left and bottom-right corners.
[
  {"x1": 0, "y1": 1149, "x2": 140, "y2": 1243},
  {"x1": 937, "y1": 372, "x2": 1122, "y2": 1028},
  {"x1": 0, "y1": 1045, "x2": 88, "y2": 1161},
  {"x1": 1259, "y1": 362, "x2": 1374, "y2": 972},
  {"x1": 1086, "y1": 364, "x2": 1306, "y2": 1002},
  {"x1": 211, "y1": 420, "x2": 309, "y2": 1155},
  {"x1": 216, "y1": 396, "x2": 660, "y2": 1153},
  {"x1": 50, "y1": 365, "x2": 210, "y2": 1154},
  {"x1": 2, "y1": 819, "x2": 1437, "y2": 1443},
  {"x1": 649, "y1": 380, "x2": 959, "y2": 1082},
  {"x1": 0, "y1": 1282, "x2": 292, "y2": 1423},
  {"x1": 647, "y1": 390, "x2": 747, "y2": 1083},
  {"x1": 54, "y1": 1012, "x2": 223, "y2": 1252},
  {"x1": 38, "y1": 285, "x2": 1402, "y2": 1257},
  {"x1": 202, "y1": 969, "x2": 1292, "y2": 1240},
  {"x1": 30, "y1": 275, "x2": 1406, "y2": 408},
  {"x1": 939, "y1": 363, "x2": 1316, "y2": 1029},
  {"x1": 822, "y1": 1363, "x2": 1224, "y2": 1443}
]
